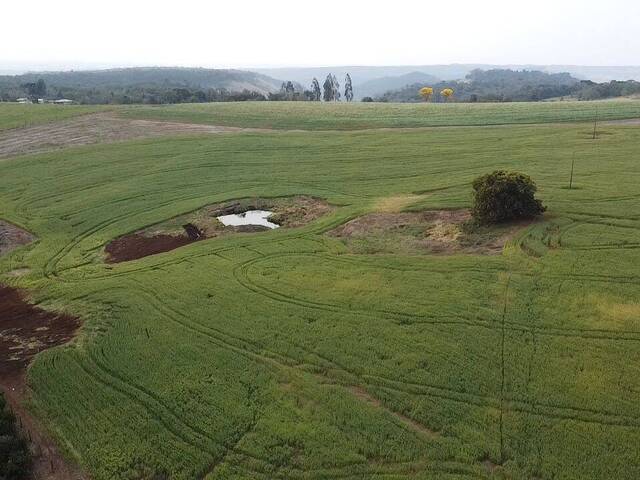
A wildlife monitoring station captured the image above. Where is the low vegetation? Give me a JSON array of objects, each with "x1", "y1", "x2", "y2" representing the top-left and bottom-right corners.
[
  {"x1": 0, "y1": 103, "x2": 104, "y2": 131},
  {"x1": 120, "y1": 99, "x2": 640, "y2": 130},
  {"x1": 0, "y1": 102, "x2": 639, "y2": 479},
  {"x1": 328, "y1": 209, "x2": 522, "y2": 255}
]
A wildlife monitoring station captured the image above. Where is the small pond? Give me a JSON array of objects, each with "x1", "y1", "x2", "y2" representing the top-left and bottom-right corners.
[{"x1": 217, "y1": 210, "x2": 280, "y2": 229}]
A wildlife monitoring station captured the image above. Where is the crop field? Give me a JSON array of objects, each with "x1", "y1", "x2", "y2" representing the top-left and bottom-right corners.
[
  {"x1": 0, "y1": 102, "x2": 639, "y2": 479},
  {"x1": 122, "y1": 99, "x2": 640, "y2": 130},
  {"x1": 0, "y1": 103, "x2": 106, "y2": 131}
]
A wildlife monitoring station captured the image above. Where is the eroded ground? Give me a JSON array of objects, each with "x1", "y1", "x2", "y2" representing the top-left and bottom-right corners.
[
  {"x1": 329, "y1": 209, "x2": 530, "y2": 255},
  {"x1": 0, "y1": 220, "x2": 36, "y2": 257},
  {"x1": 0, "y1": 285, "x2": 84, "y2": 480},
  {"x1": 0, "y1": 112, "x2": 250, "y2": 159},
  {"x1": 105, "y1": 195, "x2": 333, "y2": 263}
]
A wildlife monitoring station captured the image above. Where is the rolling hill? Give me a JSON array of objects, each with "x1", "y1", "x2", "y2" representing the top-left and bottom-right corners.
[
  {"x1": 0, "y1": 67, "x2": 284, "y2": 95},
  {"x1": 354, "y1": 71, "x2": 441, "y2": 99}
]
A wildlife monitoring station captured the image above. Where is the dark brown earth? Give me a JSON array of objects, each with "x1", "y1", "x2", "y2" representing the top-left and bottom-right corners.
[
  {"x1": 0, "y1": 220, "x2": 36, "y2": 257},
  {"x1": 0, "y1": 285, "x2": 85, "y2": 479},
  {"x1": 105, "y1": 232, "x2": 196, "y2": 264},
  {"x1": 105, "y1": 196, "x2": 333, "y2": 263}
]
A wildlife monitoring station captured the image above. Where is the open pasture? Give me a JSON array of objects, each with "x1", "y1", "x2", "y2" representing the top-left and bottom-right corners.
[
  {"x1": 122, "y1": 99, "x2": 640, "y2": 130},
  {"x1": 0, "y1": 102, "x2": 639, "y2": 479},
  {"x1": 0, "y1": 103, "x2": 106, "y2": 131}
]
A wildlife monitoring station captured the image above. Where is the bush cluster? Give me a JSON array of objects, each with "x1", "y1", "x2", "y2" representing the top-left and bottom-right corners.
[{"x1": 471, "y1": 170, "x2": 545, "y2": 224}]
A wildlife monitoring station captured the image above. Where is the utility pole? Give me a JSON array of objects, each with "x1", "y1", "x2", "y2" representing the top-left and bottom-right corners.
[{"x1": 569, "y1": 153, "x2": 575, "y2": 190}]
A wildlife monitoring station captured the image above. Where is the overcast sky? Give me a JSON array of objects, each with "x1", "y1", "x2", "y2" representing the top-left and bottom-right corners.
[{"x1": 2, "y1": 0, "x2": 639, "y2": 71}]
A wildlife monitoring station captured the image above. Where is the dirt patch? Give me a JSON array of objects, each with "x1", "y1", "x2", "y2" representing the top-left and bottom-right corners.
[
  {"x1": 105, "y1": 233, "x2": 195, "y2": 264},
  {"x1": 0, "y1": 220, "x2": 36, "y2": 257},
  {"x1": 329, "y1": 209, "x2": 528, "y2": 255},
  {"x1": 601, "y1": 118, "x2": 640, "y2": 126},
  {"x1": 0, "y1": 285, "x2": 80, "y2": 382},
  {"x1": 105, "y1": 195, "x2": 333, "y2": 263},
  {"x1": 0, "y1": 112, "x2": 255, "y2": 159},
  {"x1": 5, "y1": 268, "x2": 32, "y2": 277},
  {"x1": 0, "y1": 284, "x2": 85, "y2": 479}
]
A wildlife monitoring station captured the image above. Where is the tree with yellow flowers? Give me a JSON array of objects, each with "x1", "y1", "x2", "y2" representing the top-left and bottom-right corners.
[
  {"x1": 419, "y1": 86, "x2": 433, "y2": 102},
  {"x1": 440, "y1": 88, "x2": 454, "y2": 101}
]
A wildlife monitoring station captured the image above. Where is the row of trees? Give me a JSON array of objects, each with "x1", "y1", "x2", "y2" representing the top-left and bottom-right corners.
[{"x1": 271, "y1": 74, "x2": 354, "y2": 102}]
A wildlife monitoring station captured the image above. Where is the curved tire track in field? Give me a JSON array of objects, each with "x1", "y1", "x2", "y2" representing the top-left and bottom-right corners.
[
  {"x1": 128, "y1": 262, "x2": 640, "y2": 429},
  {"x1": 42, "y1": 185, "x2": 279, "y2": 280},
  {"x1": 76, "y1": 282, "x2": 483, "y2": 479},
  {"x1": 234, "y1": 252, "x2": 640, "y2": 342},
  {"x1": 48, "y1": 202, "x2": 354, "y2": 283}
]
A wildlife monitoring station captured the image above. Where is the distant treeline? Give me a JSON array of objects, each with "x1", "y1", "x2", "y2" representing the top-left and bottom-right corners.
[
  {"x1": 376, "y1": 69, "x2": 640, "y2": 103},
  {"x1": 1, "y1": 68, "x2": 639, "y2": 104},
  {"x1": 2, "y1": 85, "x2": 270, "y2": 104},
  {"x1": 0, "y1": 67, "x2": 281, "y2": 104},
  {"x1": 0, "y1": 71, "x2": 355, "y2": 104}
]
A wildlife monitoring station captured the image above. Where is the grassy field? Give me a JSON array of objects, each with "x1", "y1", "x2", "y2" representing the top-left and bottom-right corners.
[
  {"x1": 0, "y1": 103, "x2": 639, "y2": 479},
  {"x1": 0, "y1": 103, "x2": 105, "y2": 131},
  {"x1": 122, "y1": 99, "x2": 640, "y2": 130}
]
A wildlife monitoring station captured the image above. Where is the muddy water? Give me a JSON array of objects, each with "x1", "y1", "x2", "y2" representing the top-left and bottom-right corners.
[{"x1": 217, "y1": 210, "x2": 279, "y2": 229}]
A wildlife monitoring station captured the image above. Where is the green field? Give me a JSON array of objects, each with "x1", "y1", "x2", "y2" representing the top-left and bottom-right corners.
[
  {"x1": 122, "y1": 99, "x2": 640, "y2": 130},
  {"x1": 0, "y1": 103, "x2": 106, "y2": 131},
  {"x1": 1, "y1": 102, "x2": 640, "y2": 479}
]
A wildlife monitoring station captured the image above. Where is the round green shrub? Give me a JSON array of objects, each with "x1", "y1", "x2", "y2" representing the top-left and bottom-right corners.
[{"x1": 471, "y1": 170, "x2": 545, "y2": 224}]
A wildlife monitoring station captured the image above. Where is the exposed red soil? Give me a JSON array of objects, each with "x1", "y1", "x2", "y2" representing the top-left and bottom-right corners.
[
  {"x1": 0, "y1": 286, "x2": 80, "y2": 380},
  {"x1": 0, "y1": 220, "x2": 36, "y2": 257},
  {"x1": 0, "y1": 285, "x2": 85, "y2": 479},
  {"x1": 105, "y1": 232, "x2": 196, "y2": 263}
]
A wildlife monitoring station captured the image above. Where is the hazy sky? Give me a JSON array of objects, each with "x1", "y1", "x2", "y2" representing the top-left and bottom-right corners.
[{"x1": 2, "y1": 0, "x2": 639, "y2": 70}]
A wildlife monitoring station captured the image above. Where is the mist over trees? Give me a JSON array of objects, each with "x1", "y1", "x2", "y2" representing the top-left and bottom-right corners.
[
  {"x1": 1, "y1": 67, "x2": 638, "y2": 104},
  {"x1": 376, "y1": 69, "x2": 640, "y2": 103}
]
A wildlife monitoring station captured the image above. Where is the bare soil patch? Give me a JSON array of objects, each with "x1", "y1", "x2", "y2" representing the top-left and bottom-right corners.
[
  {"x1": 0, "y1": 285, "x2": 80, "y2": 385},
  {"x1": 601, "y1": 118, "x2": 640, "y2": 126},
  {"x1": 329, "y1": 209, "x2": 528, "y2": 255},
  {"x1": 0, "y1": 112, "x2": 250, "y2": 159},
  {"x1": 0, "y1": 220, "x2": 36, "y2": 257},
  {"x1": 105, "y1": 195, "x2": 333, "y2": 263},
  {"x1": 105, "y1": 233, "x2": 194, "y2": 264},
  {"x1": 0, "y1": 284, "x2": 85, "y2": 479}
]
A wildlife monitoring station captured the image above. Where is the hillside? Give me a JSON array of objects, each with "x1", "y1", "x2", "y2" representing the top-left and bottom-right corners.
[
  {"x1": 254, "y1": 64, "x2": 640, "y2": 87},
  {"x1": 376, "y1": 69, "x2": 640, "y2": 102},
  {"x1": 355, "y1": 71, "x2": 441, "y2": 99},
  {"x1": 0, "y1": 67, "x2": 282, "y2": 92},
  {"x1": 0, "y1": 67, "x2": 283, "y2": 103}
]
